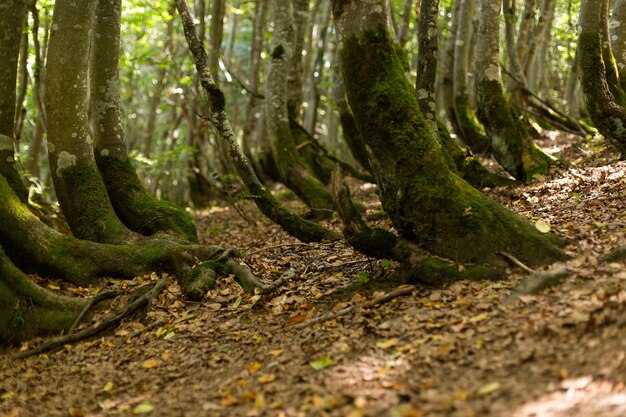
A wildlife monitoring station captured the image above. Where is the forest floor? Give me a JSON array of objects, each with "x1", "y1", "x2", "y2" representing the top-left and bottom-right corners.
[{"x1": 1, "y1": 133, "x2": 625, "y2": 417}]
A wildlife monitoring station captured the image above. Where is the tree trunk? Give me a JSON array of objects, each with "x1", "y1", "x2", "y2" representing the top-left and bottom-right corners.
[
  {"x1": 209, "y1": 0, "x2": 226, "y2": 84},
  {"x1": 440, "y1": 2, "x2": 465, "y2": 146},
  {"x1": 454, "y1": 0, "x2": 490, "y2": 153},
  {"x1": 610, "y1": 0, "x2": 626, "y2": 92},
  {"x1": 266, "y1": 0, "x2": 335, "y2": 213},
  {"x1": 90, "y1": 0, "x2": 197, "y2": 242},
  {"x1": 0, "y1": 0, "x2": 29, "y2": 202},
  {"x1": 332, "y1": 0, "x2": 566, "y2": 269},
  {"x1": 416, "y1": 0, "x2": 440, "y2": 139},
  {"x1": 46, "y1": 0, "x2": 135, "y2": 244},
  {"x1": 475, "y1": 0, "x2": 553, "y2": 181},
  {"x1": 600, "y1": 0, "x2": 626, "y2": 104},
  {"x1": 241, "y1": 0, "x2": 269, "y2": 179},
  {"x1": 579, "y1": 0, "x2": 626, "y2": 155}
]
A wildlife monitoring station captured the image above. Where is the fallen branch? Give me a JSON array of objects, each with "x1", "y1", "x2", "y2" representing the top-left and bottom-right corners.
[
  {"x1": 16, "y1": 280, "x2": 167, "y2": 359},
  {"x1": 246, "y1": 243, "x2": 310, "y2": 257},
  {"x1": 256, "y1": 268, "x2": 298, "y2": 295},
  {"x1": 68, "y1": 289, "x2": 123, "y2": 334}
]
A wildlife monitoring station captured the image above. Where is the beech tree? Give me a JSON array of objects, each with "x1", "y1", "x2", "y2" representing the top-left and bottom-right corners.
[{"x1": 330, "y1": 0, "x2": 566, "y2": 275}]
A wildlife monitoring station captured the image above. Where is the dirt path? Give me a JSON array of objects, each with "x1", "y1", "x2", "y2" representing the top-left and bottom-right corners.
[{"x1": 1, "y1": 138, "x2": 625, "y2": 417}]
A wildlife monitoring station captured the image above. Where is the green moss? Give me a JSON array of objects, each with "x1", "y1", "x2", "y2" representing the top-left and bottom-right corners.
[
  {"x1": 454, "y1": 94, "x2": 490, "y2": 153},
  {"x1": 54, "y1": 158, "x2": 132, "y2": 244},
  {"x1": 95, "y1": 152, "x2": 198, "y2": 242},
  {"x1": 476, "y1": 79, "x2": 552, "y2": 181},
  {"x1": 340, "y1": 24, "x2": 566, "y2": 268}
]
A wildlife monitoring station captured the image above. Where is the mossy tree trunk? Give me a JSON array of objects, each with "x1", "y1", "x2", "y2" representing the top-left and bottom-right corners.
[
  {"x1": 46, "y1": 0, "x2": 135, "y2": 244},
  {"x1": 90, "y1": 0, "x2": 197, "y2": 242},
  {"x1": 579, "y1": 0, "x2": 626, "y2": 156},
  {"x1": 610, "y1": 0, "x2": 626, "y2": 93},
  {"x1": 475, "y1": 0, "x2": 553, "y2": 182},
  {"x1": 0, "y1": 0, "x2": 29, "y2": 203},
  {"x1": 332, "y1": 0, "x2": 566, "y2": 269},
  {"x1": 265, "y1": 0, "x2": 335, "y2": 214}
]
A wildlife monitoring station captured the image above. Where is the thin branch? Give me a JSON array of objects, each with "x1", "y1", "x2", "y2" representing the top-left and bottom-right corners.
[
  {"x1": 247, "y1": 242, "x2": 310, "y2": 256},
  {"x1": 16, "y1": 280, "x2": 167, "y2": 359},
  {"x1": 498, "y1": 251, "x2": 535, "y2": 274},
  {"x1": 68, "y1": 289, "x2": 123, "y2": 334}
]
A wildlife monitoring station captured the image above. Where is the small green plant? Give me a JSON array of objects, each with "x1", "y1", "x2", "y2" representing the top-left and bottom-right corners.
[{"x1": 356, "y1": 271, "x2": 370, "y2": 284}]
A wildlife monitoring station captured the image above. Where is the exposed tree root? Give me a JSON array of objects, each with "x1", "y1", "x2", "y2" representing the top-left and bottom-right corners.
[
  {"x1": 504, "y1": 268, "x2": 575, "y2": 305},
  {"x1": 330, "y1": 167, "x2": 506, "y2": 285},
  {"x1": 15, "y1": 280, "x2": 167, "y2": 359}
]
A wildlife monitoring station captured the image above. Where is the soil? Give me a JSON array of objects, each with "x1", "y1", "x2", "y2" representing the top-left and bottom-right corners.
[{"x1": 1, "y1": 133, "x2": 625, "y2": 417}]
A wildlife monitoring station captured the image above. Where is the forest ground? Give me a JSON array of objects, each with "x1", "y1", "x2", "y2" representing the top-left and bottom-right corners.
[{"x1": 1, "y1": 133, "x2": 625, "y2": 417}]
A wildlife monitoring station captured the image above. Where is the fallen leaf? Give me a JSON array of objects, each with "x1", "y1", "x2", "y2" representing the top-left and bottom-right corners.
[
  {"x1": 285, "y1": 314, "x2": 307, "y2": 327},
  {"x1": 268, "y1": 349, "x2": 284, "y2": 356},
  {"x1": 68, "y1": 408, "x2": 84, "y2": 417},
  {"x1": 142, "y1": 359, "x2": 160, "y2": 369},
  {"x1": 132, "y1": 402, "x2": 154, "y2": 414},
  {"x1": 469, "y1": 313, "x2": 489, "y2": 323},
  {"x1": 310, "y1": 355, "x2": 334, "y2": 371},
  {"x1": 535, "y1": 220, "x2": 551, "y2": 233},
  {"x1": 376, "y1": 338, "x2": 400, "y2": 349},
  {"x1": 101, "y1": 381, "x2": 114, "y2": 392},
  {"x1": 477, "y1": 382, "x2": 501, "y2": 395},
  {"x1": 247, "y1": 361, "x2": 262, "y2": 373},
  {"x1": 258, "y1": 373, "x2": 276, "y2": 384}
]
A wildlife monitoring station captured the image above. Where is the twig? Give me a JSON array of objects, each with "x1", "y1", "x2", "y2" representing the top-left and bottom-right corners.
[
  {"x1": 246, "y1": 243, "x2": 310, "y2": 257},
  {"x1": 293, "y1": 285, "x2": 416, "y2": 329},
  {"x1": 315, "y1": 259, "x2": 372, "y2": 271},
  {"x1": 362, "y1": 285, "x2": 416, "y2": 308},
  {"x1": 68, "y1": 289, "x2": 123, "y2": 334},
  {"x1": 256, "y1": 268, "x2": 298, "y2": 295},
  {"x1": 243, "y1": 230, "x2": 282, "y2": 254},
  {"x1": 16, "y1": 280, "x2": 167, "y2": 359},
  {"x1": 130, "y1": 318, "x2": 166, "y2": 338},
  {"x1": 498, "y1": 251, "x2": 535, "y2": 274}
]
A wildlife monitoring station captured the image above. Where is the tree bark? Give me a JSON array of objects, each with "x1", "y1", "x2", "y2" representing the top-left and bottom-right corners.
[
  {"x1": 454, "y1": 0, "x2": 490, "y2": 153},
  {"x1": 610, "y1": 0, "x2": 626, "y2": 92},
  {"x1": 266, "y1": 0, "x2": 335, "y2": 213},
  {"x1": 475, "y1": 0, "x2": 553, "y2": 181},
  {"x1": 46, "y1": 0, "x2": 135, "y2": 244},
  {"x1": 0, "y1": 0, "x2": 29, "y2": 202},
  {"x1": 332, "y1": 0, "x2": 566, "y2": 269},
  {"x1": 579, "y1": 0, "x2": 626, "y2": 155},
  {"x1": 90, "y1": 0, "x2": 197, "y2": 242}
]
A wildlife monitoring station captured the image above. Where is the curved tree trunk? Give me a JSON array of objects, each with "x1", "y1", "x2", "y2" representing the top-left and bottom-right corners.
[
  {"x1": 475, "y1": 0, "x2": 553, "y2": 182},
  {"x1": 332, "y1": 0, "x2": 566, "y2": 269},
  {"x1": 266, "y1": 0, "x2": 335, "y2": 213},
  {"x1": 46, "y1": 0, "x2": 134, "y2": 244},
  {"x1": 579, "y1": 0, "x2": 626, "y2": 156},
  {"x1": 0, "y1": 0, "x2": 29, "y2": 202},
  {"x1": 90, "y1": 0, "x2": 197, "y2": 242}
]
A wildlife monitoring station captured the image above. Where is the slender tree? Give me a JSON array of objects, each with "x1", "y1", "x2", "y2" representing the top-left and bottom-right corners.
[{"x1": 0, "y1": 0, "x2": 29, "y2": 202}]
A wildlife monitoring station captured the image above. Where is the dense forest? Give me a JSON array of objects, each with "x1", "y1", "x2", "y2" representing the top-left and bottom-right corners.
[{"x1": 0, "y1": 0, "x2": 625, "y2": 415}]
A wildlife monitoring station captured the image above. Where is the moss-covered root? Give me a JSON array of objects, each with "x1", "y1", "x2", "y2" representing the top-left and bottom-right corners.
[
  {"x1": 95, "y1": 152, "x2": 198, "y2": 242},
  {"x1": 0, "y1": 247, "x2": 86, "y2": 345},
  {"x1": 330, "y1": 168, "x2": 507, "y2": 284}
]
